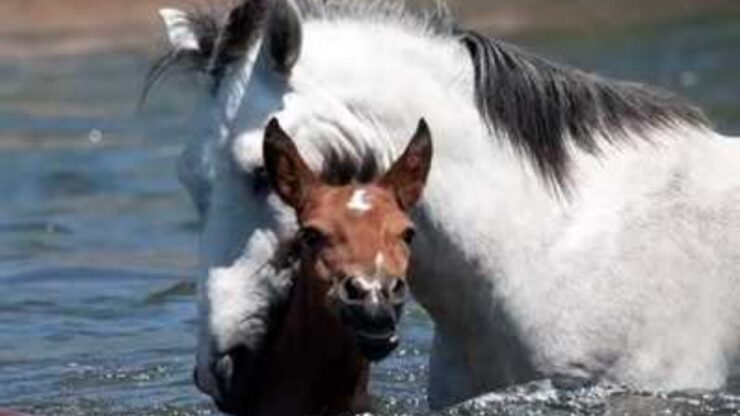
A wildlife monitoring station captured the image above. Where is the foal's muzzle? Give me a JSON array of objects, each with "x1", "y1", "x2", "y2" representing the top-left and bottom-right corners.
[{"x1": 336, "y1": 276, "x2": 409, "y2": 361}]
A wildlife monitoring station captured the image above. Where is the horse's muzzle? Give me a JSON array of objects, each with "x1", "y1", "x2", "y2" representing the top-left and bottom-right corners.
[{"x1": 195, "y1": 346, "x2": 261, "y2": 415}]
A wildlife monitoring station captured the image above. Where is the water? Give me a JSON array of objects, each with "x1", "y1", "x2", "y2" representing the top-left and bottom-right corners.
[{"x1": 0, "y1": 14, "x2": 738, "y2": 416}]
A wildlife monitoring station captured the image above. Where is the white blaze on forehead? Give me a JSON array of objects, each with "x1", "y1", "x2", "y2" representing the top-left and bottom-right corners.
[
  {"x1": 374, "y1": 252, "x2": 385, "y2": 277},
  {"x1": 347, "y1": 189, "x2": 372, "y2": 213},
  {"x1": 354, "y1": 253, "x2": 386, "y2": 304}
]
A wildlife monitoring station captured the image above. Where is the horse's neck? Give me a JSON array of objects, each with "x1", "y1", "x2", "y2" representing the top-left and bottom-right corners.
[
  {"x1": 290, "y1": 20, "x2": 562, "y2": 244},
  {"x1": 412, "y1": 122, "x2": 732, "y2": 384},
  {"x1": 409, "y1": 126, "x2": 564, "y2": 330},
  {"x1": 271, "y1": 21, "x2": 567, "y2": 327},
  {"x1": 259, "y1": 270, "x2": 369, "y2": 415}
]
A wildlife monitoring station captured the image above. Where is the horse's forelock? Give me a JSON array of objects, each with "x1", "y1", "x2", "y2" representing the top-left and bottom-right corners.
[{"x1": 142, "y1": 0, "x2": 268, "y2": 103}]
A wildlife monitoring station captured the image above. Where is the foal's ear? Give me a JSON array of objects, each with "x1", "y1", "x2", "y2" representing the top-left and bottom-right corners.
[
  {"x1": 381, "y1": 119, "x2": 433, "y2": 210},
  {"x1": 263, "y1": 118, "x2": 317, "y2": 209}
]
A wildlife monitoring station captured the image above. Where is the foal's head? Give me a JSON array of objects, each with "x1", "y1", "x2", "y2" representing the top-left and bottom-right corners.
[{"x1": 263, "y1": 118, "x2": 432, "y2": 361}]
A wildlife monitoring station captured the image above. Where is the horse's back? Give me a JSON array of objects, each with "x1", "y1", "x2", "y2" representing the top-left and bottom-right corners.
[
  {"x1": 543, "y1": 129, "x2": 740, "y2": 390},
  {"x1": 682, "y1": 131, "x2": 740, "y2": 277},
  {"x1": 638, "y1": 131, "x2": 740, "y2": 388}
]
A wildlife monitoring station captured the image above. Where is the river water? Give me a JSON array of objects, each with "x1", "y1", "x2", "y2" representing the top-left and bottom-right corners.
[{"x1": 0, "y1": 12, "x2": 738, "y2": 416}]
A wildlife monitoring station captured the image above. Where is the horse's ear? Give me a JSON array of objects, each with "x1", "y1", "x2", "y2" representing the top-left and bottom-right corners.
[
  {"x1": 218, "y1": 0, "x2": 268, "y2": 61},
  {"x1": 263, "y1": 118, "x2": 318, "y2": 209},
  {"x1": 159, "y1": 8, "x2": 201, "y2": 51},
  {"x1": 381, "y1": 119, "x2": 433, "y2": 210},
  {"x1": 265, "y1": 0, "x2": 303, "y2": 74}
]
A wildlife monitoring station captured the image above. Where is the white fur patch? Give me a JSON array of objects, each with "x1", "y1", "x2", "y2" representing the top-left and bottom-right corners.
[
  {"x1": 347, "y1": 189, "x2": 372, "y2": 213},
  {"x1": 374, "y1": 252, "x2": 385, "y2": 277},
  {"x1": 356, "y1": 276, "x2": 382, "y2": 304},
  {"x1": 356, "y1": 276, "x2": 383, "y2": 292},
  {"x1": 159, "y1": 8, "x2": 200, "y2": 51}
]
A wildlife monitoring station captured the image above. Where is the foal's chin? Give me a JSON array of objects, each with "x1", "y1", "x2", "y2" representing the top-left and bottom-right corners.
[
  {"x1": 340, "y1": 304, "x2": 405, "y2": 362},
  {"x1": 329, "y1": 284, "x2": 408, "y2": 361},
  {"x1": 353, "y1": 329, "x2": 400, "y2": 361}
]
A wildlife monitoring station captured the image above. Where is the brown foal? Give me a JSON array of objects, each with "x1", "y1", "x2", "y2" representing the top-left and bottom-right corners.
[{"x1": 247, "y1": 118, "x2": 432, "y2": 415}]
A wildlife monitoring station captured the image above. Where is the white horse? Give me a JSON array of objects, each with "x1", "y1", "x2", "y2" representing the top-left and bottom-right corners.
[{"x1": 152, "y1": 0, "x2": 740, "y2": 412}]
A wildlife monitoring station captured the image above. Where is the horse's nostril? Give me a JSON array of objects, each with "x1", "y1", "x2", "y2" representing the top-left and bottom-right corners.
[{"x1": 207, "y1": 346, "x2": 263, "y2": 413}]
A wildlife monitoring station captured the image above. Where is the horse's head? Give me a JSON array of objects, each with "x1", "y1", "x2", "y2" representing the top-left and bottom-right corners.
[{"x1": 264, "y1": 118, "x2": 432, "y2": 360}]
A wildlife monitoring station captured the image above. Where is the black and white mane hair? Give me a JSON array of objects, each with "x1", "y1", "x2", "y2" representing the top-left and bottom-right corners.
[{"x1": 146, "y1": 0, "x2": 709, "y2": 189}]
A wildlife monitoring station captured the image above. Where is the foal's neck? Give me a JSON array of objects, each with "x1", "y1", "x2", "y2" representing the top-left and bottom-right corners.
[{"x1": 257, "y1": 267, "x2": 370, "y2": 415}]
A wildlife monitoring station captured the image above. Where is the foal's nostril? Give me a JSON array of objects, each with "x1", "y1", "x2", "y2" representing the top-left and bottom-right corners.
[
  {"x1": 339, "y1": 276, "x2": 368, "y2": 303},
  {"x1": 386, "y1": 278, "x2": 409, "y2": 303}
]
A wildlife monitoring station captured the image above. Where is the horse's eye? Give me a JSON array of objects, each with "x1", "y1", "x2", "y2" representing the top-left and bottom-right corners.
[
  {"x1": 251, "y1": 167, "x2": 270, "y2": 194},
  {"x1": 401, "y1": 227, "x2": 416, "y2": 245},
  {"x1": 299, "y1": 226, "x2": 327, "y2": 251}
]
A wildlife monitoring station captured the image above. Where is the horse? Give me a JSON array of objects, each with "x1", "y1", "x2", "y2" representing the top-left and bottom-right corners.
[
  {"x1": 150, "y1": 0, "x2": 740, "y2": 412},
  {"x1": 245, "y1": 117, "x2": 431, "y2": 415}
]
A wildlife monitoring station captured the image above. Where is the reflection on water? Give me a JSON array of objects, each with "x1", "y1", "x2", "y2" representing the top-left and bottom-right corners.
[{"x1": 0, "y1": 14, "x2": 738, "y2": 416}]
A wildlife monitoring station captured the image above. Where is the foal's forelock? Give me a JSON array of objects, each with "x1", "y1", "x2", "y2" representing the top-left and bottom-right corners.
[{"x1": 319, "y1": 148, "x2": 381, "y2": 186}]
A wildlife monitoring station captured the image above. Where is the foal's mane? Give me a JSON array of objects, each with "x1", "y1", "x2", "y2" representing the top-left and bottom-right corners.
[{"x1": 146, "y1": 0, "x2": 709, "y2": 189}]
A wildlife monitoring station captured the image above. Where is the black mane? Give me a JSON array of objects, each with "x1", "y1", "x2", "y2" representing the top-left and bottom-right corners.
[{"x1": 458, "y1": 30, "x2": 709, "y2": 189}]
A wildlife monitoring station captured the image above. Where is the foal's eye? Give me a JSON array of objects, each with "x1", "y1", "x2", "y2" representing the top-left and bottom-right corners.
[
  {"x1": 250, "y1": 167, "x2": 270, "y2": 194},
  {"x1": 298, "y1": 226, "x2": 328, "y2": 251},
  {"x1": 401, "y1": 227, "x2": 416, "y2": 245}
]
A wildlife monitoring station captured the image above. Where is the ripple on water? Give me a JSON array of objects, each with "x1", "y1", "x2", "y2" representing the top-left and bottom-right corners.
[
  {"x1": 0, "y1": 266, "x2": 205, "y2": 413},
  {"x1": 440, "y1": 380, "x2": 740, "y2": 416}
]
